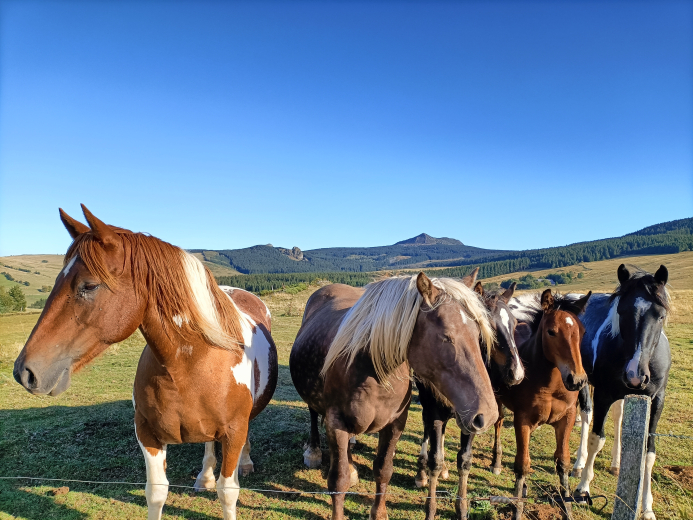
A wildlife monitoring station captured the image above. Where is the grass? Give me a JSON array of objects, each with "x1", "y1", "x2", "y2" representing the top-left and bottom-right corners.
[
  {"x1": 0, "y1": 253, "x2": 691, "y2": 519},
  {"x1": 0, "y1": 255, "x2": 65, "y2": 306}
]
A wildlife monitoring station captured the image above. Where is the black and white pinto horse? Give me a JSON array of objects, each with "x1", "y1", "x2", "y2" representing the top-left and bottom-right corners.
[{"x1": 510, "y1": 264, "x2": 670, "y2": 520}]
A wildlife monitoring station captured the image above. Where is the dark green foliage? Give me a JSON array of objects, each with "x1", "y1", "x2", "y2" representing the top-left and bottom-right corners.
[
  {"x1": 0, "y1": 287, "x2": 14, "y2": 313},
  {"x1": 1, "y1": 272, "x2": 14, "y2": 282},
  {"x1": 0, "y1": 286, "x2": 27, "y2": 312},
  {"x1": 29, "y1": 298, "x2": 47, "y2": 309},
  {"x1": 41, "y1": 259, "x2": 48, "y2": 263},
  {"x1": 217, "y1": 271, "x2": 378, "y2": 293}
]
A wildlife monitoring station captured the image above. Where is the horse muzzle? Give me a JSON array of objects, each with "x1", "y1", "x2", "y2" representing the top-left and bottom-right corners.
[
  {"x1": 562, "y1": 372, "x2": 587, "y2": 392},
  {"x1": 14, "y1": 357, "x2": 72, "y2": 396},
  {"x1": 455, "y1": 408, "x2": 498, "y2": 435}
]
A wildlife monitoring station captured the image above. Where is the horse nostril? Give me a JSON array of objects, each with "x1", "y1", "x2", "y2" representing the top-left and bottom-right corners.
[
  {"x1": 472, "y1": 414, "x2": 485, "y2": 430},
  {"x1": 642, "y1": 374, "x2": 649, "y2": 386},
  {"x1": 25, "y1": 368, "x2": 37, "y2": 389},
  {"x1": 566, "y1": 374, "x2": 574, "y2": 387}
]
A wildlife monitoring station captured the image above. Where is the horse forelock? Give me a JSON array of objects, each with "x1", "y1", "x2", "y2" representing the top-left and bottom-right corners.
[
  {"x1": 320, "y1": 275, "x2": 495, "y2": 384},
  {"x1": 64, "y1": 231, "x2": 244, "y2": 353},
  {"x1": 611, "y1": 266, "x2": 671, "y2": 313}
]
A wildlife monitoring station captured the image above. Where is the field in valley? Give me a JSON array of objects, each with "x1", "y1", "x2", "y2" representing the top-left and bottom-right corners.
[{"x1": 0, "y1": 252, "x2": 692, "y2": 519}]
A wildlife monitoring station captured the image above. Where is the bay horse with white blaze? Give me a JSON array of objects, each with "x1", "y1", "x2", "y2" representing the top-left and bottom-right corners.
[
  {"x1": 497, "y1": 289, "x2": 591, "y2": 520},
  {"x1": 568, "y1": 264, "x2": 670, "y2": 520},
  {"x1": 415, "y1": 277, "x2": 525, "y2": 520},
  {"x1": 13, "y1": 206, "x2": 278, "y2": 520},
  {"x1": 290, "y1": 274, "x2": 498, "y2": 520}
]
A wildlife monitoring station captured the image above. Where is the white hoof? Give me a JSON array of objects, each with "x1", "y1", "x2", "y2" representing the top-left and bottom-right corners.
[
  {"x1": 609, "y1": 466, "x2": 620, "y2": 477},
  {"x1": 193, "y1": 473, "x2": 216, "y2": 492},
  {"x1": 303, "y1": 447, "x2": 322, "y2": 469},
  {"x1": 642, "y1": 511, "x2": 656, "y2": 520},
  {"x1": 415, "y1": 476, "x2": 428, "y2": 488},
  {"x1": 349, "y1": 464, "x2": 359, "y2": 488},
  {"x1": 440, "y1": 465, "x2": 449, "y2": 480},
  {"x1": 492, "y1": 466, "x2": 502, "y2": 476}
]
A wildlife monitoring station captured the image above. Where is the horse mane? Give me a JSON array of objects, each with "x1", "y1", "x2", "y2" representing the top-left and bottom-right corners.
[
  {"x1": 320, "y1": 275, "x2": 495, "y2": 384},
  {"x1": 64, "y1": 230, "x2": 244, "y2": 353},
  {"x1": 514, "y1": 292, "x2": 588, "y2": 334},
  {"x1": 610, "y1": 265, "x2": 671, "y2": 310}
]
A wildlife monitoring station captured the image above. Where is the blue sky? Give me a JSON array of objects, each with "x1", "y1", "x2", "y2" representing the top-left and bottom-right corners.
[{"x1": 1, "y1": 1, "x2": 691, "y2": 256}]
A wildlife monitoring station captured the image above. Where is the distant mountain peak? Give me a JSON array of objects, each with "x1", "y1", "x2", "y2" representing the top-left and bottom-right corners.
[{"x1": 395, "y1": 233, "x2": 463, "y2": 246}]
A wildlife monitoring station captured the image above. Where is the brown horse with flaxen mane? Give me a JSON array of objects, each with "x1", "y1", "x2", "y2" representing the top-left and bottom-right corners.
[
  {"x1": 290, "y1": 273, "x2": 498, "y2": 520},
  {"x1": 13, "y1": 205, "x2": 277, "y2": 520}
]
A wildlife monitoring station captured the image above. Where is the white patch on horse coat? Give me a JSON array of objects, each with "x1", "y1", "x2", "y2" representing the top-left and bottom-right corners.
[
  {"x1": 60, "y1": 256, "x2": 77, "y2": 279},
  {"x1": 137, "y1": 438, "x2": 169, "y2": 519},
  {"x1": 500, "y1": 308, "x2": 510, "y2": 332},
  {"x1": 194, "y1": 442, "x2": 217, "y2": 491},
  {"x1": 576, "y1": 432, "x2": 606, "y2": 495},
  {"x1": 634, "y1": 296, "x2": 652, "y2": 315},
  {"x1": 459, "y1": 309, "x2": 468, "y2": 324},
  {"x1": 176, "y1": 345, "x2": 193, "y2": 358},
  {"x1": 226, "y1": 297, "x2": 271, "y2": 401},
  {"x1": 509, "y1": 294, "x2": 542, "y2": 323},
  {"x1": 626, "y1": 345, "x2": 643, "y2": 386},
  {"x1": 219, "y1": 285, "x2": 271, "y2": 319},
  {"x1": 172, "y1": 315, "x2": 183, "y2": 328},
  {"x1": 573, "y1": 409, "x2": 593, "y2": 472},
  {"x1": 565, "y1": 317, "x2": 574, "y2": 326},
  {"x1": 217, "y1": 468, "x2": 240, "y2": 520},
  {"x1": 590, "y1": 297, "x2": 620, "y2": 368},
  {"x1": 420, "y1": 439, "x2": 429, "y2": 456}
]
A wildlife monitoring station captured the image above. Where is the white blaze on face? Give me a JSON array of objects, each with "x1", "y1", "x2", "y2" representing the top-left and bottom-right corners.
[
  {"x1": 459, "y1": 309, "x2": 468, "y2": 324},
  {"x1": 634, "y1": 296, "x2": 652, "y2": 316},
  {"x1": 626, "y1": 344, "x2": 643, "y2": 386},
  {"x1": 500, "y1": 307, "x2": 523, "y2": 381},
  {"x1": 565, "y1": 317, "x2": 574, "y2": 326},
  {"x1": 60, "y1": 256, "x2": 78, "y2": 279}
]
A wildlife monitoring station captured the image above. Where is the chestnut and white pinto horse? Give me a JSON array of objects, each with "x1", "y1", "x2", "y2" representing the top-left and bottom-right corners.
[{"x1": 13, "y1": 205, "x2": 278, "y2": 520}]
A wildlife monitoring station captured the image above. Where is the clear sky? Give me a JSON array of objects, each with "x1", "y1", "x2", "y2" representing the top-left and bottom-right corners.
[{"x1": 1, "y1": 1, "x2": 691, "y2": 256}]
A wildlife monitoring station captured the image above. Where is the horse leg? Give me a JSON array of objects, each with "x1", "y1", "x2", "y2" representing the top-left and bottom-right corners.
[
  {"x1": 554, "y1": 410, "x2": 576, "y2": 520},
  {"x1": 491, "y1": 402, "x2": 504, "y2": 475},
  {"x1": 642, "y1": 391, "x2": 666, "y2": 520},
  {"x1": 304, "y1": 407, "x2": 323, "y2": 469},
  {"x1": 239, "y1": 438, "x2": 254, "y2": 476},
  {"x1": 440, "y1": 430, "x2": 449, "y2": 480},
  {"x1": 454, "y1": 431, "x2": 475, "y2": 520},
  {"x1": 194, "y1": 441, "x2": 218, "y2": 491},
  {"x1": 135, "y1": 420, "x2": 169, "y2": 520},
  {"x1": 608, "y1": 399, "x2": 624, "y2": 476},
  {"x1": 572, "y1": 385, "x2": 592, "y2": 478},
  {"x1": 217, "y1": 422, "x2": 250, "y2": 520},
  {"x1": 512, "y1": 422, "x2": 531, "y2": 520},
  {"x1": 415, "y1": 426, "x2": 430, "y2": 488},
  {"x1": 371, "y1": 407, "x2": 409, "y2": 520},
  {"x1": 424, "y1": 419, "x2": 446, "y2": 520},
  {"x1": 325, "y1": 414, "x2": 351, "y2": 520},
  {"x1": 575, "y1": 392, "x2": 610, "y2": 498},
  {"x1": 347, "y1": 436, "x2": 359, "y2": 488}
]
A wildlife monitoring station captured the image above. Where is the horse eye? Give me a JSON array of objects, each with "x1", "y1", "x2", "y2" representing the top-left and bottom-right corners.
[
  {"x1": 84, "y1": 283, "x2": 100, "y2": 291},
  {"x1": 547, "y1": 330, "x2": 557, "y2": 337},
  {"x1": 442, "y1": 335, "x2": 454, "y2": 344}
]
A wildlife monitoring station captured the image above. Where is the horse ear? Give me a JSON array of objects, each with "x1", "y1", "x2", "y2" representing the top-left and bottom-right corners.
[
  {"x1": 461, "y1": 267, "x2": 479, "y2": 288},
  {"x1": 501, "y1": 282, "x2": 516, "y2": 303},
  {"x1": 654, "y1": 265, "x2": 668, "y2": 285},
  {"x1": 474, "y1": 281, "x2": 484, "y2": 296},
  {"x1": 573, "y1": 291, "x2": 592, "y2": 314},
  {"x1": 541, "y1": 289, "x2": 555, "y2": 312},
  {"x1": 59, "y1": 208, "x2": 90, "y2": 239},
  {"x1": 416, "y1": 272, "x2": 440, "y2": 307},
  {"x1": 617, "y1": 264, "x2": 630, "y2": 285},
  {"x1": 81, "y1": 204, "x2": 120, "y2": 251}
]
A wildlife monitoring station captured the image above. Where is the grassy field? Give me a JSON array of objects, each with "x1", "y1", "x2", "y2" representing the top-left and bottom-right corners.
[
  {"x1": 0, "y1": 255, "x2": 66, "y2": 306},
  {"x1": 0, "y1": 253, "x2": 691, "y2": 519}
]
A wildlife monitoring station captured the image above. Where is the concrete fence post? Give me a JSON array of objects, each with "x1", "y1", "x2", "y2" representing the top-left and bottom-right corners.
[{"x1": 611, "y1": 395, "x2": 651, "y2": 520}]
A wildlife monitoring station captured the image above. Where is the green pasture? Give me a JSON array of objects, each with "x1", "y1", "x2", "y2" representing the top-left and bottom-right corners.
[{"x1": 0, "y1": 256, "x2": 692, "y2": 519}]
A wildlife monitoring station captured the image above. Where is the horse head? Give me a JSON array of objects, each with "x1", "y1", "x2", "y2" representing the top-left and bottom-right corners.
[
  {"x1": 615, "y1": 264, "x2": 669, "y2": 390},
  {"x1": 474, "y1": 281, "x2": 524, "y2": 386},
  {"x1": 408, "y1": 272, "x2": 499, "y2": 435},
  {"x1": 539, "y1": 289, "x2": 590, "y2": 392},
  {"x1": 14, "y1": 205, "x2": 145, "y2": 396}
]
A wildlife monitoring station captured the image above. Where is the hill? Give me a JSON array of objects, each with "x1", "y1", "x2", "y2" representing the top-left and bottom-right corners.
[
  {"x1": 0, "y1": 255, "x2": 65, "y2": 306},
  {"x1": 200, "y1": 217, "x2": 693, "y2": 276}
]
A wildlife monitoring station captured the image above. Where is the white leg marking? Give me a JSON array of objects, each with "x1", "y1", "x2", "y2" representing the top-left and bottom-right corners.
[
  {"x1": 576, "y1": 432, "x2": 605, "y2": 495},
  {"x1": 610, "y1": 400, "x2": 624, "y2": 471},
  {"x1": 138, "y1": 442, "x2": 169, "y2": 520},
  {"x1": 420, "y1": 438, "x2": 429, "y2": 457},
  {"x1": 217, "y1": 466, "x2": 241, "y2": 520},
  {"x1": 642, "y1": 452, "x2": 656, "y2": 519},
  {"x1": 573, "y1": 409, "x2": 593, "y2": 472},
  {"x1": 194, "y1": 442, "x2": 217, "y2": 491},
  {"x1": 349, "y1": 435, "x2": 356, "y2": 445}
]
